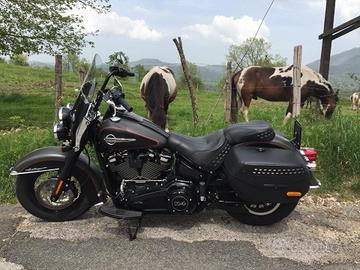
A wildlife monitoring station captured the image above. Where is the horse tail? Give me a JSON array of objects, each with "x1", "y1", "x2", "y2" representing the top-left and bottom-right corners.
[{"x1": 146, "y1": 72, "x2": 168, "y2": 129}]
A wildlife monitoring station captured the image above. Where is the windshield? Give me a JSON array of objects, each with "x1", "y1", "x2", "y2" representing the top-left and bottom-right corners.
[{"x1": 80, "y1": 54, "x2": 106, "y2": 102}]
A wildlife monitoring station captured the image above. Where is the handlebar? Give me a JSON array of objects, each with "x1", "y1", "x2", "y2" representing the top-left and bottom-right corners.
[
  {"x1": 105, "y1": 87, "x2": 133, "y2": 113},
  {"x1": 119, "y1": 68, "x2": 135, "y2": 77},
  {"x1": 118, "y1": 96, "x2": 133, "y2": 112}
]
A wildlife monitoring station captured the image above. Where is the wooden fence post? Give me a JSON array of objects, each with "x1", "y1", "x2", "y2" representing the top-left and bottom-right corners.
[
  {"x1": 230, "y1": 81, "x2": 238, "y2": 124},
  {"x1": 79, "y1": 66, "x2": 86, "y2": 84},
  {"x1": 224, "y1": 62, "x2": 232, "y2": 122},
  {"x1": 54, "y1": 54, "x2": 63, "y2": 122},
  {"x1": 173, "y1": 37, "x2": 200, "y2": 127},
  {"x1": 293, "y1": 45, "x2": 302, "y2": 118}
]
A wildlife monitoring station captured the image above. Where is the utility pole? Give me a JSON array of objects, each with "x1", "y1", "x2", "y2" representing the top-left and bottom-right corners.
[{"x1": 319, "y1": 0, "x2": 336, "y2": 80}]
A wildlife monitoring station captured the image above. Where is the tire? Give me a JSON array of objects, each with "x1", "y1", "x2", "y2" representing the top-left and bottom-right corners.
[
  {"x1": 227, "y1": 201, "x2": 298, "y2": 226},
  {"x1": 16, "y1": 161, "x2": 93, "y2": 222}
]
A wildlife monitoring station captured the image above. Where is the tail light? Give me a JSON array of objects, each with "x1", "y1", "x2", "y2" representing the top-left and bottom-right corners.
[
  {"x1": 302, "y1": 148, "x2": 317, "y2": 162},
  {"x1": 300, "y1": 147, "x2": 317, "y2": 171}
]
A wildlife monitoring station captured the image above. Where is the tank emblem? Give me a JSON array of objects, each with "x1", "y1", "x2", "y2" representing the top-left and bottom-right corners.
[{"x1": 104, "y1": 134, "x2": 136, "y2": 145}]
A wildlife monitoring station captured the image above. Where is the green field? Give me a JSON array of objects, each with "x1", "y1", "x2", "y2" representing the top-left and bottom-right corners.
[{"x1": 0, "y1": 61, "x2": 359, "y2": 203}]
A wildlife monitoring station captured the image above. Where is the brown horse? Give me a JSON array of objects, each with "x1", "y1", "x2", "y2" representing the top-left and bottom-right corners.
[
  {"x1": 140, "y1": 66, "x2": 177, "y2": 130},
  {"x1": 232, "y1": 65, "x2": 338, "y2": 122}
]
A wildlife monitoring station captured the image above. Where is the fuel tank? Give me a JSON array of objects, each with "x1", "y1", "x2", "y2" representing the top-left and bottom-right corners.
[{"x1": 97, "y1": 114, "x2": 168, "y2": 151}]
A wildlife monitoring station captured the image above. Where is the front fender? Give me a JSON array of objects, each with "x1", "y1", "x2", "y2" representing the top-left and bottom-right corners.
[{"x1": 11, "y1": 146, "x2": 105, "y2": 203}]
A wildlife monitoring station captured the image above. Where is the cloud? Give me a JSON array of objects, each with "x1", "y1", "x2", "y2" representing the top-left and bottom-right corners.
[
  {"x1": 79, "y1": 8, "x2": 163, "y2": 41},
  {"x1": 132, "y1": 5, "x2": 150, "y2": 15},
  {"x1": 306, "y1": 0, "x2": 360, "y2": 21},
  {"x1": 185, "y1": 15, "x2": 269, "y2": 44}
]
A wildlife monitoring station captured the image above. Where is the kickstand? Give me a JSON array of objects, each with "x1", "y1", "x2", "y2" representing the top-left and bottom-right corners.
[{"x1": 127, "y1": 217, "x2": 142, "y2": 241}]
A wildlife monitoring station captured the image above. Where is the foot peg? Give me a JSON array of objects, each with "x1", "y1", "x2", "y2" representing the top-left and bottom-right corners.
[{"x1": 99, "y1": 206, "x2": 143, "y2": 240}]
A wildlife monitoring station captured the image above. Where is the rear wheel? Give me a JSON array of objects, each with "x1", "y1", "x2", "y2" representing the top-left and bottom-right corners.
[
  {"x1": 16, "y1": 163, "x2": 93, "y2": 222},
  {"x1": 227, "y1": 201, "x2": 298, "y2": 225}
]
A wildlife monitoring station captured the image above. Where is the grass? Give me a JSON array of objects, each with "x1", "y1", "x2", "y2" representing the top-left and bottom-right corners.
[{"x1": 0, "y1": 61, "x2": 360, "y2": 202}]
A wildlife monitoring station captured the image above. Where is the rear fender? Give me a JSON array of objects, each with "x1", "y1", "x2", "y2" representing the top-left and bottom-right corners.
[{"x1": 11, "y1": 146, "x2": 105, "y2": 203}]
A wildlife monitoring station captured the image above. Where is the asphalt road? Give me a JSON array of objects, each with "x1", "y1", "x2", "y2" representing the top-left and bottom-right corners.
[{"x1": 0, "y1": 196, "x2": 359, "y2": 270}]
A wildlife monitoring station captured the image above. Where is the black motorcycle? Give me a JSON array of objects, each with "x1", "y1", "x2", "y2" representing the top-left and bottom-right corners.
[{"x1": 11, "y1": 55, "x2": 320, "y2": 239}]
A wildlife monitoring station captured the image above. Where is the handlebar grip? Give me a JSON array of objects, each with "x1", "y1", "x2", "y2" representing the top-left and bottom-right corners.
[
  {"x1": 127, "y1": 71, "x2": 135, "y2": 77},
  {"x1": 119, "y1": 97, "x2": 133, "y2": 112}
]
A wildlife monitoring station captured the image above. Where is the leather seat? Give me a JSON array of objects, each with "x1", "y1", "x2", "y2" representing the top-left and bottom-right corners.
[
  {"x1": 167, "y1": 130, "x2": 227, "y2": 169},
  {"x1": 224, "y1": 120, "x2": 275, "y2": 144},
  {"x1": 167, "y1": 120, "x2": 275, "y2": 170}
]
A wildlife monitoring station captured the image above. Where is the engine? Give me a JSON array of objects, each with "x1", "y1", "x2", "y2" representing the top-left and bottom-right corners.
[
  {"x1": 104, "y1": 149, "x2": 198, "y2": 213},
  {"x1": 105, "y1": 149, "x2": 173, "y2": 180}
]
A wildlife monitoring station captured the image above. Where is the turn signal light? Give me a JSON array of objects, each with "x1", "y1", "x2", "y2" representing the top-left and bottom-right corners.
[{"x1": 286, "y1": 192, "x2": 302, "y2": 197}]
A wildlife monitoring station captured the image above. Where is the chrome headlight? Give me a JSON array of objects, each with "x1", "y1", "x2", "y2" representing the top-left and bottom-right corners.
[
  {"x1": 58, "y1": 104, "x2": 73, "y2": 124},
  {"x1": 53, "y1": 121, "x2": 70, "y2": 141}
]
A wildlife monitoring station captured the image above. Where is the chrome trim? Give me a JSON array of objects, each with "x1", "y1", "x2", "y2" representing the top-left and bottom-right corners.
[
  {"x1": 74, "y1": 104, "x2": 92, "y2": 152},
  {"x1": 53, "y1": 123, "x2": 59, "y2": 140},
  {"x1": 310, "y1": 178, "x2": 321, "y2": 189},
  {"x1": 59, "y1": 107, "x2": 64, "y2": 121},
  {"x1": 10, "y1": 167, "x2": 59, "y2": 176},
  {"x1": 104, "y1": 134, "x2": 136, "y2": 145}
]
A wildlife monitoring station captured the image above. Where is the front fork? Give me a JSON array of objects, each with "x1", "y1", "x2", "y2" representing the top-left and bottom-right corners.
[{"x1": 50, "y1": 149, "x2": 80, "y2": 202}]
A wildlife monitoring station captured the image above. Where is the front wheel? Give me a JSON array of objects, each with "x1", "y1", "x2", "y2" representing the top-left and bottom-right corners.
[
  {"x1": 227, "y1": 201, "x2": 298, "y2": 225},
  {"x1": 16, "y1": 162, "x2": 93, "y2": 222}
]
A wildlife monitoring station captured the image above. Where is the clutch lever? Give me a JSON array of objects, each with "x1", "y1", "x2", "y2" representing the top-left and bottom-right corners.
[
  {"x1": 103, "y1": 91, "x2": 125, "y2": 117},
  {"x1": 105, "y1": 99, "x2": 125, "y2": 117}
]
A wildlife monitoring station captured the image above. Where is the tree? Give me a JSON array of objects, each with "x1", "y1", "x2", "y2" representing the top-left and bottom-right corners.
[
  {"x1": 107, "y1": 51, "x2": 129, "y2": 68},
  {"x1": 134, "y1": 64, "x2": 147, "y2": 82},
  {"x1": 9, "y1": 54, "x2": 28, "y2": 66},
  {"x1": 0, "y1": 0, "x2": 110, "y2": 56},
  {"x1": 227, "y1": 37, "x2": 287, "y2": 69},
  {"x1": 63, "y1": 53, "x2": 80, "y2": 72},
  {"x1": 179, "y1": 62, "x2": 203, "y2": 90}
]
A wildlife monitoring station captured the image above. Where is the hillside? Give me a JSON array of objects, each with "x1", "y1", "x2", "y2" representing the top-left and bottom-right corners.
[
  {"x1": 129, "y1": 58, "x2": 225, "y2": 85},
  {"x1": 307, "y1": 47, "x2": 360, "y2": 94}
]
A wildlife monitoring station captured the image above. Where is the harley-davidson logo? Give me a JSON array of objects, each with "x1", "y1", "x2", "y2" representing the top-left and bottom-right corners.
[{"x1": 104, "y1": 134, "x2": 136, "y2": 145}]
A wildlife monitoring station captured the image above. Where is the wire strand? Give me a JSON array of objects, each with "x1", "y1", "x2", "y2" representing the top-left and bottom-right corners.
[{"x1": 234, "y1": 0, "x2": 276, "y2": 72}]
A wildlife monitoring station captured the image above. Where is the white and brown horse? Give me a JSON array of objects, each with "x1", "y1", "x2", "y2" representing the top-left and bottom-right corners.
[
  {"x1": 232, "y1": 65, "x2": 338, "y2": 122},
  {"x1": 140, "y1": 66, "x2": 177, "y2": 129},
  {"x1": 350, "y1": 92, "x2": 360, "y2": 110}
]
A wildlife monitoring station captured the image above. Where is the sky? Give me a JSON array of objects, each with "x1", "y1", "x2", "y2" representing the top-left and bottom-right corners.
[{"x1": 29, "y1": 0, "x2": 360, "y2": 66}]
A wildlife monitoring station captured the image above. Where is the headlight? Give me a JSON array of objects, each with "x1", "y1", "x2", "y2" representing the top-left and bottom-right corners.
[
  {"x1": 53, "y1": 121, "x2": 70, "y2": 141},
  {"x1": 58, "y1": 104, "x2": 73, "y2": 124}
]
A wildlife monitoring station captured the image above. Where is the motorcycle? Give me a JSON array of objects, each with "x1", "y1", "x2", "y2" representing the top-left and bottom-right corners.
[{"x1": 11, "y1": 55, "x2": 320, "y2": 239}]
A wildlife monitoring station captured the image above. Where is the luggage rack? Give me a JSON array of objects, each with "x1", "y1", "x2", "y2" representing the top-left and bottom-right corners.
[{"x1": 291, "y1": 120, "x2": 302, "y2": 149}]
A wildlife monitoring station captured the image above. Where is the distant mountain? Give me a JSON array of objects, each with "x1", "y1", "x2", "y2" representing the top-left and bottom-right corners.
[
  {"x1": 29, "y1": 61, "x2": 53, "y2": 68},
  {"x1": 129, "y1": 58, "x2": 225, "y2": 88},
  {"x1": 307, "y1": 47, "x2": 360, "y2": 94}
]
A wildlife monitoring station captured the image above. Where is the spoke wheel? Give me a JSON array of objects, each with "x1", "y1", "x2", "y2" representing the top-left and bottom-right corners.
[
  {"x1": 34, "y1": 173, "x2": 80, "y2": 211},
  {"x1": 16, "y1": 161, "x2": 94, "y2": 222}
]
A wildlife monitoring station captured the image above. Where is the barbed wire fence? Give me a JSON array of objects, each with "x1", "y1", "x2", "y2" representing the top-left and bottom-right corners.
[{"x1": 204, "y1": 0, "x2": 276, "y2": 127}]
